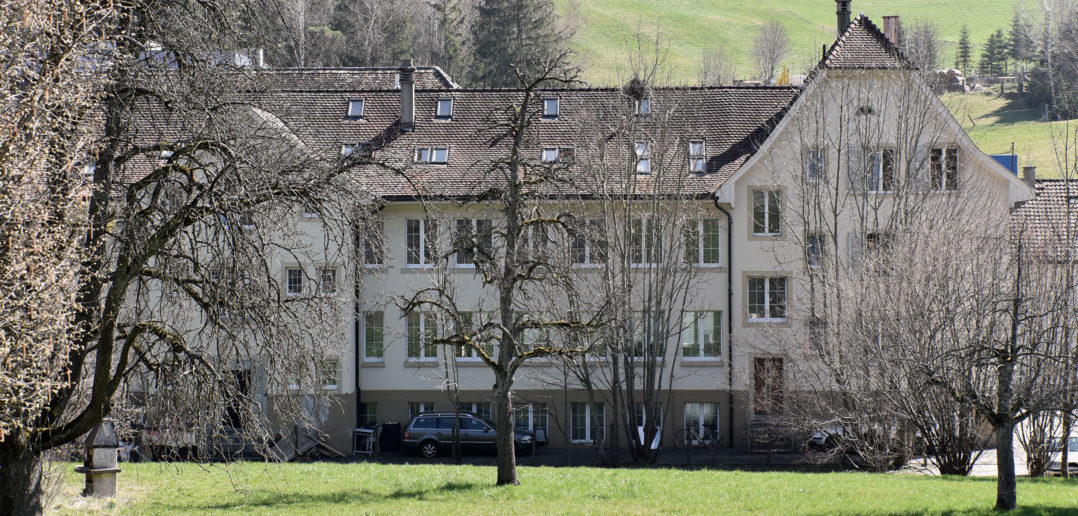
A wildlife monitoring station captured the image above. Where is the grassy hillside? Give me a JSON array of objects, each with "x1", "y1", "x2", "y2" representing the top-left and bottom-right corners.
[{"x1": 556, "y1": 0, "x2": 1030, "y2": 85}]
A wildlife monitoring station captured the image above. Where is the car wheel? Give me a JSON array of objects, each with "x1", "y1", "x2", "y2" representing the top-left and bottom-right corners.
[{"x1": 420, "y1": 440, "x2": 439, "y2": 458}]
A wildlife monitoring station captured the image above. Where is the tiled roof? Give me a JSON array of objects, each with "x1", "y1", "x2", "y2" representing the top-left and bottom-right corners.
[
  {"x1": 822, "y1": 14, "x2": 912, "y2": 70},
  {"x1": 1011, "y1": 180, "x2": 1078, "y2": 259},
  {"x1": 232, "y1": 67, "x2": 459, "y2": 92},
  {"x1": 249, "y1": 86, "x2": 799, "y2": 198}
]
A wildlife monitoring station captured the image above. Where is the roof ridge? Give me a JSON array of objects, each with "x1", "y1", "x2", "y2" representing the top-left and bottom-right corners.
[{"x1": 820, "y1": 14, "x2": 914, "y2": 71}]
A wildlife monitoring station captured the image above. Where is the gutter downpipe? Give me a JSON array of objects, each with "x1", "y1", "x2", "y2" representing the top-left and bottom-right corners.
[{"x1": 714, "y1": 198, "x2": 735, "y2": 448}]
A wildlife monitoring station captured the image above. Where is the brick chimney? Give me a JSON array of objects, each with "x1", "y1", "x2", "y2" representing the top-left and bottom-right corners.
[
  {"x1": 882, "y1": 16, "x2": 899, "y2": 43},
  {"x1": 1022, "y1": 166, "x2": 1036, "y2": 188},
  {"x1": 836, "y1": 0, "x2": 851, "y2": 36},
  {"x1": 399, "y1": 59, "x2": 416, "y2": 132}
]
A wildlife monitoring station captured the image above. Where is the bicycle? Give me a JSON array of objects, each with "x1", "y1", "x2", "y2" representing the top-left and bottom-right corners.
[{"x1": 675, "y1": 425, "x2": 721, "y2": 449}]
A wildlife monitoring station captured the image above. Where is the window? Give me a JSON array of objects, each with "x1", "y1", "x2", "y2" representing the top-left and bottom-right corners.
[
  {"x1": 541, "y1": 147, "x2": 559, "y2": 163},
  {"x1": 684, "y1": 402, "x2": 720, "y2": 444},
  {"x1": 867, "y1": 148, "x2": 896, "y2": 193},
  {"x1": 515, "y1": 312, "x2": 551, "y2": 352},
  {"x1": 453, "y1": 218, "x2": 494, "y2": 267},
  {"x1": 360, "y1": 221, "x2": 384, "y2": 266},
  {"x1": 930, "y1": 147, "x2": 959, "y2": 192},
  {"x1": 683, "y1": 219, "x2": 721, "y2": 266},
  {"x1": 459, "y1": 402, "x2": 492, "y2": 421},
  {"x1": 864, "y1": 232, "x2": 893, "y2": 273},
  {"x1": 286, "y1": 267, "x2": 303, "y2": 296},
  {"x1": 455, "y1": 311, "x2": 495, "y2": 358},
  {"x1": 341, "y1": 144, "x2": 355, "y2": 157},
  {"x1": 347, "y1": 99, "x2": 365, "y2": 118},
  {"x1": 632, "y1": 311, "x2": 664, "y2": 358},
  {"x1": 754, "y1": 358, "x2": 784, "y2": 414},
  {"x1": 747, "y1": 277, "x2": 787, "y2": 321},
  {"x1": 406, "y1": 218, "x2": 438, "y2": 267},
  {"x1": 514, "y1": 403, "x2": 548, "y2": 433},
  {"x1": 689, "y1": 140, "x2": 707, "y2": 172},
  {"x1": 318, "y1": 267, "x2": 337, "y2": 295},
  {"x1": 634, "y1": 403, "x2": 663, "y2": 429},
  {"x1": 321, "y1": 358, "x2": 339, "y2": 390},
  {"x1": 407, "y1": 312, "x2": 438, "y2": 359},
  {"x1": 682, "y1": 311, "x2": 721, "y2": 358},
  {"x1": 221, "y1": 212, "x2": 256, "y2": 231},
  {"x1": 408, "y1": 402, "x2": 436, "y2": 419},
  {"x1": 435, "y1": 98, "x2": 453, "y2": 119},
  {"x1": 635, "y1": 142, "x2": 651, "y2": 173},
  {"x1": 519, "y1": 224, "x2": 549, "y2": 261},
  {"x1": 302, "y1": 203, "x2": 320, "y2": 219},
  {"x1": 342, "y1": 143, "x2": 373, "y2": 159},
  {"x1": 570, "y1": 219, "x2": 607, "y2": 266},
  {"x1": 752, "y1": 190, "x2": 782, "y2": 236},
  {"x1": 414, "y1": 147, "x2": 449, "y2": 164},
  {"x1": 363, "y1": 312, "x2": 384, "y2": 359},
  {"x1": 542, "y1": 97, "x2": 559, "y2": 118},
  {"x1": 358, "y1": 402, "x2": 378, "y2": 427},
  {"x1": 631, "y1": 217, "x2": 661, "y2": 265},
  {"x1": 541, "y1": 147, "x2": 575, "y2": 164},
  {"x1": 805, "y1": 147, "x2": 826, "y2": 181},
  {"x1": 635, "y1": 97, "x2": 651, "y2": 115},
  {"x1": 806, "y1": 233, "x2": 824, "y2": 269},
  {"x1": 807, "y1": 317, "x2": 826, "y2": 351},
  {"x1": 570, "y1": 402, "x2": 605, "y2": 443}
]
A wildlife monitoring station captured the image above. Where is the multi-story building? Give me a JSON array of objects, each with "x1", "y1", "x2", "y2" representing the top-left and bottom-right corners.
[{"x1": 210, "y1": 8, "x2": 1033, "y2": 454}]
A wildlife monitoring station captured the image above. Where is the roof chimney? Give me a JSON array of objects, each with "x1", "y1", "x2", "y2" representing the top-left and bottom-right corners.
[
  {"x1": 836, "y1": 0, "x2": 852, "y2": 36},
  {"x1": 399, "y1": 59, "x2": 416, "y2": 132},
  {"x1": 1022, "y1": 166, "x2": 1036, "y2": 188},
  {"x1": 882, "y1": 16, "x2": 899, "y2": 43}
]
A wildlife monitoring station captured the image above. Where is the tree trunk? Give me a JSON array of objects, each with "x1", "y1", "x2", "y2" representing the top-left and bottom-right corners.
[
  {"x1": 0, "y1": 437, "x2": 45, "y2": 516},
  {"x1": 492, "y1": 375, "x2": 518, "y2": 485},
  {"x1": 995, "y1": 419, "x2": 1017, "y2": 510}
]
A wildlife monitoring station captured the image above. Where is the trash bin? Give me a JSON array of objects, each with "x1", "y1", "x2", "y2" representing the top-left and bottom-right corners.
[{"x1": 380, "y1": 422, "x2": 401, "y2": 453}]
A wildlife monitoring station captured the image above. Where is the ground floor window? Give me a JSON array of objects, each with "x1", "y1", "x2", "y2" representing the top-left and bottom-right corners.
[
  {"x1": 571, "y1": 402, "x2": 605, "y2": 444},
  {"x1": 408, "y1": 402, "x2": 436, "y2": 419},
  {"x1": 514, "y1": 403, "x2": 548, "y2": 434},
  {"x1": 458, "y1": 402, "x2": 492, "y2": 421},
  {"x1": 684, "y1": 402, "x2": 720, "y2": 444},
  {"x1": 358, "y1": 402, "x2": 377, "y2": 428}
]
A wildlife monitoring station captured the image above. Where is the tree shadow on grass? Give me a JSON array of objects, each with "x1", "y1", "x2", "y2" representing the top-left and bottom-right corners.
[{"x1": 190, "y1": 480, "x2": 483, "y2": 511}]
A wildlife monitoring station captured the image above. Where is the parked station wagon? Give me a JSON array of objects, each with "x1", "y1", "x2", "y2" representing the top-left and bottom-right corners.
[{"x1": 402, "y1": 411, "x2": 533, "y2": 458}]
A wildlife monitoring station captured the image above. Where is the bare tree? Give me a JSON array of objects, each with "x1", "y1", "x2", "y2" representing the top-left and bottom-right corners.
[
  {"x1": 698, "y1": 48, "x2": 737, "y2": 86},
  {"x1": 752, "y1": 21, "x2": 789, "y2": 84}
]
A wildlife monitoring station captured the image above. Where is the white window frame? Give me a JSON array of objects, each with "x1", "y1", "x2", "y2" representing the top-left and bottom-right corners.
[
  {"x1": 683, "y1": 402, "x2": 720, "y2": 445},
  {"x1": 805, "y1": 146, "x2": 826, "y2": 182},
  {"x1": 807, "y1": 233, "x2": 824, "y2": 269},
  {"x1": 682, "y1": 311, "x2": 722, "y2": 359},
  {"x1": 684, "y1": 219, "x2": 721, "y2": 266},
  {"x1": 408, "y1": 402, "x2": 436, "y2": 419},
  {"x1": 341, "y1": 144, "x2": 355, "y2": 157},
  {"x1": 455, "y1": 311, "x2": 495, "y2": 359},
  {"x1": 570, "y1": 402, "x2": 605, "y2": 444},
  {"x1": 689, "y1": 140, "x2": 706, "y2": 172},
  {"x1": 747, "y1": 276, "x2": 787, "y2": 322},
  {"x1": 634, "y1": 402, "x2": 663, "y2": 449},
  {"x1": 459, "y1": 402, "x2": 493, "y2": 421},
  {"x1": 406, "y1": 218, "x2": 438, "y2": 268},
  {"x1": 930, "y1": 147, "x2": 959, "y2": 192},
  {"x1": 752, "y1": 190, "x2": 781, "y2": 236},
  {"x1": 321, "y1": 358, "x2": 340, "y2": 390},
  {"x1": 541, "y1": 147, "x2": 559, "y2": 163},
  {"x1": 867, "y1": 148, "x2": 896, "y2": 194},
  {"x1": 631, "y1": 311, "x2": 664, "y2": 359},
  {"x1": 435, "y1": 98, "x2": 453, "y2": 119},
  {"x1": 635, "y1": 97, "x2": 651, "y2": 115},
  {"x1": 542, "y1": 97, "x2": 560, "y2": 118},
  {"x1": 362, "y1": 311, "x2": 384, "y2": 361},
  {"x1": 631, "y1": 217, "x2": 661, "y2": 266},
  {"x1": 570, "y1": 219, "x2": 606, "y2": 267},
  {"x1": 286, "y1": 267, "x2": 303, "y2": 296},
  {"x1": 360, "y1": 221, "x2": 385, "y2": 268},
  {"x1": 514, "y1": 403, "x2": 548, "y2": 433},
  {"x1": 635, "y1": 142, "x2": 651, "y2": 173},
  {"x1": 453, "y1": 218, "x2": 494, "y2": 268},
  {"x1": 318, "y1": 267, "x2": 337, "y2": 295},
  {"x1": 406, "y1": 312, "x2": 438, "y2": 360},
  {"x1": 347, "y1": 99, "x2": 365, "y2": 118},
  {"x1": 414, "y1": 147, "x2": 450, "y2": 164}
]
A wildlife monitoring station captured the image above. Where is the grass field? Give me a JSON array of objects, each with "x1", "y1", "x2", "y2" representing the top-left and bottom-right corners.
[
  {"x1": 555, "y1": 0, "x2": 1031, "y2": 85},
  {"x1": 49, "y1": 462, "x2": 1078, "y2": 515}
]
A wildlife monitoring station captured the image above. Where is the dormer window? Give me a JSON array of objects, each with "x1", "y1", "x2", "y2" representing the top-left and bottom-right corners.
[
  {"x1": 347, "y1": 99, "x2": 365, "y2": 119},
  {"x1": 689, "y1": 140, "x2": 706, "y2": 172},
  {"x1": 635, "y1": 97, "x2": 651, "y2": 115},
  {"x1": 541, "y1": 147, "x2": 575, "y2": 164},
  {"x1": 342, "y1": 143, "x2": 373, "y2": 159},
  {"x1": 341, "y1": 144, "x2": 355, "y2": 157},
  {"x1": 435, "y1": 98, "x2": 453, "y2": 119},
  {"x1": 635, "y1": 142, "x2": 651, "y2": 173},
  {"x1": 542, "y1": 97, "x2": 560, "y2": 118},
  {"x1": 415, "y1": 147, "x2": 449, "y2": 164}
]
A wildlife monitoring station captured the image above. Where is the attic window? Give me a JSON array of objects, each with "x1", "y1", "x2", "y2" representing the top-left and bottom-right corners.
[
  {"x1": 342, "y1": 143, "x2": 373, "y2": 159},
  {"x1": 341, "y1": 144, "x2": 354, "y2": 156},
  {"x1": 542, "y1": 97, "x2": 560, "y2": 118},
  {"x1": 635, "y1": 97, "x2": 651, "y2": 115},
  {"x1": 856, "y1": 105, "x2": 875, "y2": 116},
  {"x1": 689, "y1": 140, "x2": 706, "y2": 172},
  {"x1": 435, "y1": 98, "x2": 453, "y2": 119},
  {"x1": 541, "y1": 147, "x2": 575, "y2": 164},
  {"x1": 635, "y1": 142, "x2": 651, "y2": 173},
  {"x1": 415, "y1": 147, "x2": 449, "y2": 164},
  {"x1": 347, "y1": 99, "x2": 365, "y2": 119}
]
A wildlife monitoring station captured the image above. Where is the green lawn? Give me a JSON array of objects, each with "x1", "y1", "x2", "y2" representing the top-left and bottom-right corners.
[
  {"x1": 556, "y1": 0, "x2": 1030, "y2": 85},
  {"x1": 943, "y1": 91, "x2": 1076, "y2": 178},
  {"x1": 50, "y1": 462, "x2": 1078, "y2": 515}
]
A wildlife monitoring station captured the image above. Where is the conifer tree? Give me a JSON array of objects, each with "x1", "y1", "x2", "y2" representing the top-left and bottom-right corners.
[
  {"x1": 470, "y1": 0, "x2": 573, "y2": 87},
  {"x1": 956, "y1": 25, "x2": 972, "y2": 76}
]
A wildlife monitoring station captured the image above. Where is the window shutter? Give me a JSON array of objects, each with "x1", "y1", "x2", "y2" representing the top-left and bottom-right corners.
[
  {"x1": 847, "y1": 147, "x2": 865, "y2": 193},
  {"x1": 847, "y1": 232, "x2": 863, "y2": 270}
]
